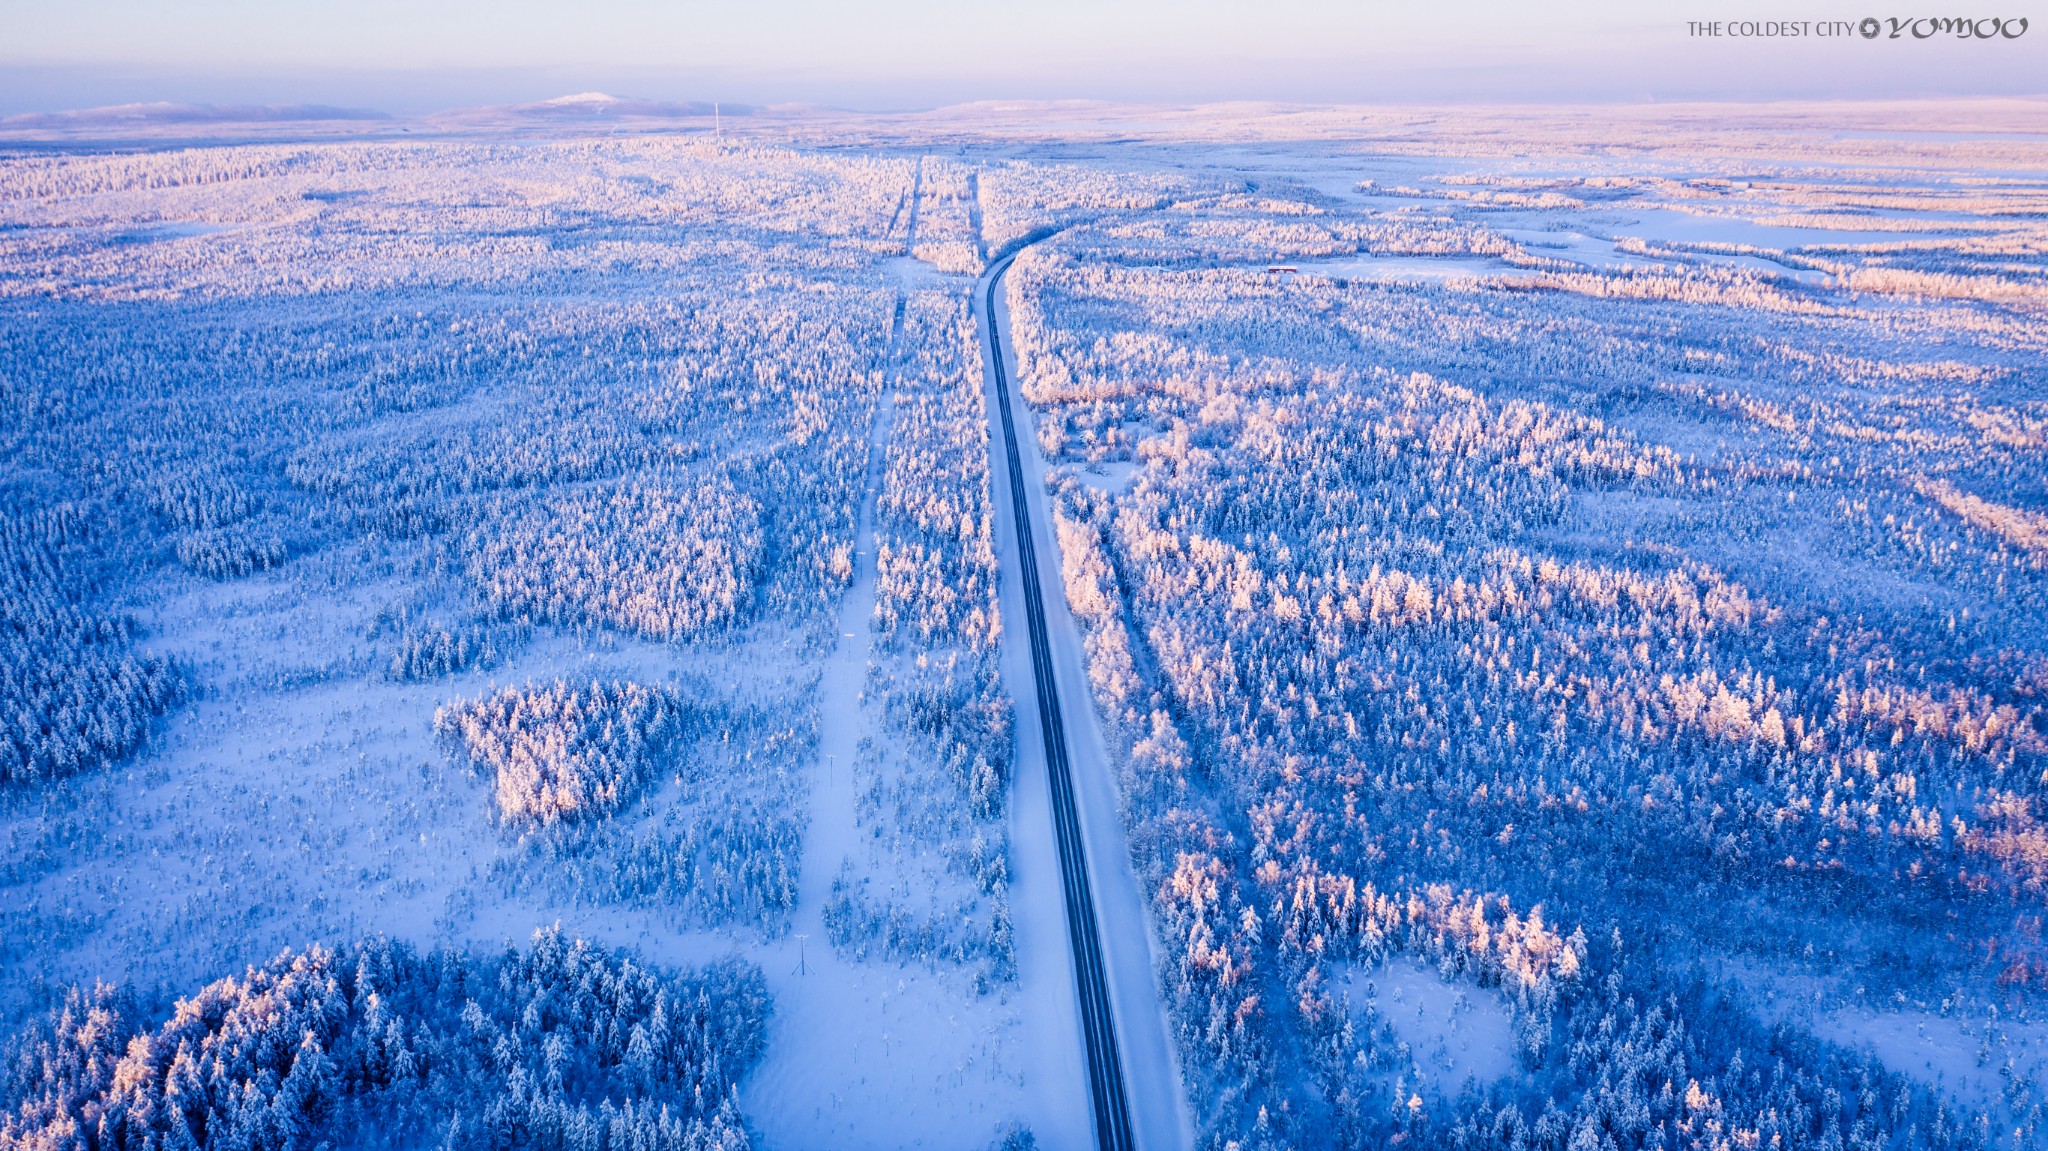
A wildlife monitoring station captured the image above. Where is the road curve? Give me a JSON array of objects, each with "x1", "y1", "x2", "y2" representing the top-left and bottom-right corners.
[{"x1": 980, "y1": 254, "x2": 1137, "y2": 1151}]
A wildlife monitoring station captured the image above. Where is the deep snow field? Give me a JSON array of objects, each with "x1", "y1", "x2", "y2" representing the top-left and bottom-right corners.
[{"x1": 3, "y1": 99, "x2": 2047, "y2": 1151}]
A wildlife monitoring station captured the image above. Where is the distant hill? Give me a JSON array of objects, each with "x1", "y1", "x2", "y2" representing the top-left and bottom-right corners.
[
  {"x1": 453, "y1": 92, "x2": 757, "y2": 121},
  {"x1": 0, "y1": 101, "x2": 390, "y2": 128}
]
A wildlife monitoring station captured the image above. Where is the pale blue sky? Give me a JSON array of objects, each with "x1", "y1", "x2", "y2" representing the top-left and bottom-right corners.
[{"x1": 1, "y1": 0, "x2": 2042, "y2": 113}]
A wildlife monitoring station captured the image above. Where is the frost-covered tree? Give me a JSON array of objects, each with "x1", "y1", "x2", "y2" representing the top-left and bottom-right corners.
[{"x1": 0, "y1": 928, "x2": 769, "y2": 1151}]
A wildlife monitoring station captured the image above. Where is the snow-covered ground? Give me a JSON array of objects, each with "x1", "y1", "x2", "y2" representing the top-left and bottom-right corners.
[
  {"x1": 1814, "y1": 1007, "x2": 2048, "y2": 1119},
  {"x1": 5, "y1": 99, "x2": 2048, "y2": 1151},
  {"x1": 1724, "y1": 957, "x2": 2048, "y2": 1133},
  {"x1": 1337, "y1": 957, "x2": 1520, "y2": 1100},
  {"x1": 7, "y1": 301, "x2": 1091, "y2": 1147},
  {"x1": 741, "y1": 387, "x2": 1086, "y2": 1149},
  {"x1": 0, "y1": 134, "x2": 1095, "y2": 1148}
]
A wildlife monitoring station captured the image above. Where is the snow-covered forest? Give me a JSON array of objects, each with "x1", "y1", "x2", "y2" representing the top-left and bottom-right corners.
[
  {"x1": 1001, "y1": 112, "x2": 2048, "y2": 1151},
  {"x1": 2, "y1": 102, "x2": 2046, "y2": 1151},
  {"x1": 2, "y1": 927, "x2": 768, "y2": 1150},
  {"x1": 0, "y1": 133, "x2": 1084, "y2": 1147}
]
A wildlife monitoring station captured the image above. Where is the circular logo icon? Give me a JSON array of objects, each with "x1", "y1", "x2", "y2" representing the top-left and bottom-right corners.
[{"x1": 1858, "y1": 16, "x2": 1881, "y2": 36}]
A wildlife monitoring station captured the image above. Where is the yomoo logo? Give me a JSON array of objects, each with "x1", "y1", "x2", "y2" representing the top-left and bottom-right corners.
[
  {"x1": 1859, "y1": 15, "x2": 2029, "y2": 36},
  {"x1": 1688, "y1": 16, "x2": 2025, "y2": 37}
]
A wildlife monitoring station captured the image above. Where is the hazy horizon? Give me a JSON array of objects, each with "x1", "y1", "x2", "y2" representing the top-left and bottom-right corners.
[{"x1": 3, "y1": 0, "x2": 2045, "y2": 116}]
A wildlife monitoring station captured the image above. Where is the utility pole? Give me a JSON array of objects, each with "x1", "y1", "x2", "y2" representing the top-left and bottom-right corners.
[{"x1": 714, "y1": 102, "x2": 722, "y2": 143}]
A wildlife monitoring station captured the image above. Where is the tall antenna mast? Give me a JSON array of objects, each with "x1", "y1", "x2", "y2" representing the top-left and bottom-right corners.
[{"x1": 714, "y1": 102, "x2": 721, "y2": 143}]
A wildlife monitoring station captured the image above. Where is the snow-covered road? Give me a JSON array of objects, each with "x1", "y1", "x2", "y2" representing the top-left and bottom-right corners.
[{"x1": 978, "y1": 251, "x2": 1191, "y2": 1151}]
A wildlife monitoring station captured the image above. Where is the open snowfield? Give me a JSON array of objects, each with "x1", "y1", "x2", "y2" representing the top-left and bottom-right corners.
[
  {"x1": 1337, "y1": 956, "x2": 1522, "y2": 1101},
  {"x1": 4, "y1": 98, "x2": 2048, "y2": 1151}
]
